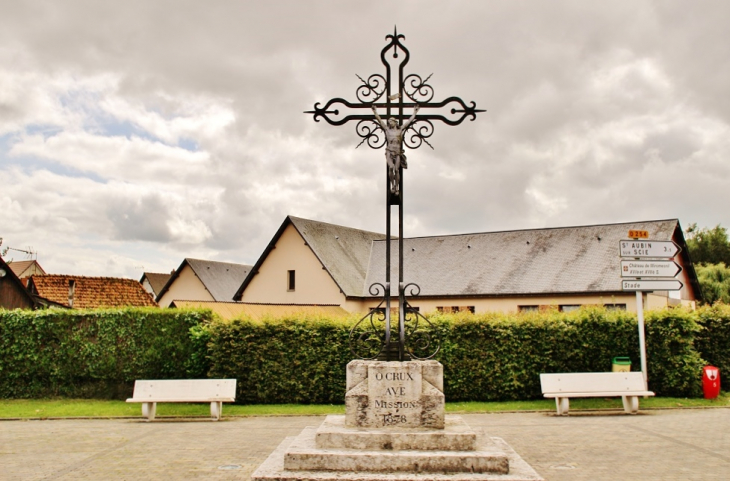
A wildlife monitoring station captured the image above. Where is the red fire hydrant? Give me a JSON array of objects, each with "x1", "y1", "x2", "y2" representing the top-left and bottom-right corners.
[{"x1": 703, "y1": 366, "x2": 721, "y2": 399}]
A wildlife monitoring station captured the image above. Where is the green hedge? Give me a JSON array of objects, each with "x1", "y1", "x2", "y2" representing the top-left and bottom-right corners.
[
  {"x1": 207, "y1": 316, "x2": 355, "y2": 404},
  {"x1": 0, "y1": 308, "x2": 213, "y2": 399},
  {"x1": 206, "y1": 307, "x2": 706, "y2": 403},
  {"x1": 435, "y1": 308, "x2": 643, "y2": 401},
  {"x1": 2, "y1": 305, "x2": 725, "y2": 401},
  {"x1": 695, "y1": 304, "x2": 730, "y2": 378}
]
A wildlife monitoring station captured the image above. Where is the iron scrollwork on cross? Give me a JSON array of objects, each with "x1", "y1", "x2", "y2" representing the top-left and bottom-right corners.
[
  {"x1": 306, "y1": 28, "x2": 484, "y2": 361},
  {"x1": 349, "y1": 283, "x2": 441, "y2": 361}
]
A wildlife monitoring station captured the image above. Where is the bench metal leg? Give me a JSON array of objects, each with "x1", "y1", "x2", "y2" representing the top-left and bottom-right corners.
[
  {"x1": 622, "y1": 396, "x2": 639, "y2": 414},
  {"x1": 210, "y1": 401, "x2": 222, "y2": 421},
  {"x1": 142, "y1": 402, "x2": 156, "y2": 421},
  {"x1": 555, "y1": 397, "x2": 569, "y2": 415}
]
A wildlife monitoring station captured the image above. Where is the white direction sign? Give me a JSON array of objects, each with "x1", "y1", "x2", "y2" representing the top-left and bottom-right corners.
[
  {"x1": 620, "y1": 260, "x2": 682, "y2": 278},
  {"x1": 622, "y1": 279, "x2": 683, "y2": 291},
  {"x1": 619, "y1": 240, "x2": 680, "y2": 258}
]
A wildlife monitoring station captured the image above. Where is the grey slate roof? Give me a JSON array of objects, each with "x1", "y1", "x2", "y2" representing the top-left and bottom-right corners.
[
  {"x1": 363, "y1": 219, "x2": 686, "y2": 297},
  {"x1": 158, "y1": 258, "x2": 252, "y2": 302},
  {"x1": 185, "y1": 259, "x2": 253, "y2": 301},
  {"x1": 289, "y1": 216, "x2": 388, "y2": 297}
]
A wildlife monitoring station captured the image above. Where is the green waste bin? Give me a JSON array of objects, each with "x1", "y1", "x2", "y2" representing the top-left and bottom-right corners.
[{"x1": 612, "y1": 356, "x2": 631, "y2": 372}]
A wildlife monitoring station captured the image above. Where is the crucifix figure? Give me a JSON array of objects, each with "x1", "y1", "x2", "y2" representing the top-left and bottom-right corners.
[
  {"x1": 371, "y1": 103, "x2": 420, "y2": 196},
  {"x1": 306, "y1": 28, "x2": 484, "y2": 361}
]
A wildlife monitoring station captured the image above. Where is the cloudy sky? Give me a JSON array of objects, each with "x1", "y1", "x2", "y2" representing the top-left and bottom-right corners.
[{"x1": 1, "y1": 1, "x2": 729, "y2": 278}]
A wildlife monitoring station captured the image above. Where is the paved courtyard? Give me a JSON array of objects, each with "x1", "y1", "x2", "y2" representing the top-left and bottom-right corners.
[{"x1": 1, "y1": 409, "x2": 729, "y2": 480}]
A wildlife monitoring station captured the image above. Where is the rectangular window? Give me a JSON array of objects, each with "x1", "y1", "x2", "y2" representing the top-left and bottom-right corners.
[
  {"x1": 436, "y1": 306, "x2": 475, "y2": 314},
  {"x1": 287, "y1": 270, "x2": 295, "y2": 291},
  {"x1": 604, "y1": 304, "x2": 627, "y2": 311},
  {"x1": 559, "y1": 305, "x2": 581, "y2": 312},
  {"x1": 518, "y1": 305, "x2": 539, "y2": 312}
]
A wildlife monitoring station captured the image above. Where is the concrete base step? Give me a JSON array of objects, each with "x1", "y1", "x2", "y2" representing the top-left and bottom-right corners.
[
  {"x1": 285, "y1": 426, "x2": 508, "y2": 473},
  {"x1": 252, "y1": 434, "x2": 544, "y2": 481},
  {"x1": 316, "y1": 415, "x2": 477, "y2": 451}
]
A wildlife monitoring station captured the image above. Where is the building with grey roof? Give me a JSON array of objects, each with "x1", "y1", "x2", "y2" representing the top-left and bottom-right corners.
[
  {"x1": 156, "y1": 258, "x2": 253, "y2": 308},
  {"x1": 234, "y1": 216, "x2": 700, "y2": 314}
]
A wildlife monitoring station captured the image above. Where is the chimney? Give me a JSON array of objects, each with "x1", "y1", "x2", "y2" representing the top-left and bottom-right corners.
[{"x1": 68, "y1": 279, "x2": 76, "y2": 308}]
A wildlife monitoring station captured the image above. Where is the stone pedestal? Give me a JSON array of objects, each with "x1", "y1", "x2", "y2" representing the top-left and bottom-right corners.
[
  {"x1": 251, "y1": 361, "x2": 543, "y2": 481},
  {"x1": 346, "y1": 360, "x2": 444, "y2": 429}
]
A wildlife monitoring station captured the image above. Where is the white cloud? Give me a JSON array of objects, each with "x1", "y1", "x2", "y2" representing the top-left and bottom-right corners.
[{"x1": 1, "y1": 1, "x2": 730, "y2": 278}]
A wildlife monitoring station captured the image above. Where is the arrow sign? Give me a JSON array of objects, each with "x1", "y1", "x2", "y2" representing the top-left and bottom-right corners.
[
  {"x1": 619, "y1": 240, "x2": 680, "y2": 258},
  {"x1": 622, "y1": 279, "x2": 683, "y2": 291},
  {"x1": 620, "y1": 260, "x2": 682, "y2": 278}
]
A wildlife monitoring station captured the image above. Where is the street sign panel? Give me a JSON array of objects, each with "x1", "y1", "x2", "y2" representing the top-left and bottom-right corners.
[
  {"x1": 620, "y1": 260, "x2": 682, "y2": 278},
  {"x1": 622, "y1": 279, "x2": 683, "y2": 291},
  {"x1": 619, "y1": 240, "x2": 680, "y2": 258}
]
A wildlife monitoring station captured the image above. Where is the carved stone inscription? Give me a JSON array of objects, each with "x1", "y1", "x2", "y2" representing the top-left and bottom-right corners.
[
  {"x1": 368, "y1": 362, "x2": 422, "y2": 427},
  {"x1": 345, "y1": 360, "x2": 444, "y2": 429}
]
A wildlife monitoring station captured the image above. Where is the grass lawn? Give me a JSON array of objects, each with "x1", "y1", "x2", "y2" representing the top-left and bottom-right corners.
[{"x1": 1, "y1": 393, "x2": 728, "y2": 419}]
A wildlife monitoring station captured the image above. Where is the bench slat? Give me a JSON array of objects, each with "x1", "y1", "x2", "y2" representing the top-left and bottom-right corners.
[
  {"x1": 127, "y1": 379, "x2": 236, "y2": 402},
  {"x1": 543, "y1": 391, "x2": 654, "y2": 398},
  {"x1": 126, "y1": 397, "x2": 236, "y2": 403},
  {"x1": 540, "y1": 372, "x2": 646, "y2": 394}
]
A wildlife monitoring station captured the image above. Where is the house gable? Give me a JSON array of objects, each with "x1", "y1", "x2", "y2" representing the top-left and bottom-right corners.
[
  {"x1": 157, "y1": 263, "x2": 214, "y2": 307},
  {"x1": 237, "y1": 222, "x2": 346, "y2": 305},
  {"x1": 288, "y1": 216, "x2": 387, "y2": 297},
  {"x1": 140, "y1": 271, "x2": 174, "y2": 298}
]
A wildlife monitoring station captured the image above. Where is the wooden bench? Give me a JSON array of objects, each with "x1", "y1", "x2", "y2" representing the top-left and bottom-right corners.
[
  {"x1": 126, "y1": 379, "x2": 236, "y2": 421},
  {"x1": 540, "y1": 372, "x2": 654, "y2": 415}
]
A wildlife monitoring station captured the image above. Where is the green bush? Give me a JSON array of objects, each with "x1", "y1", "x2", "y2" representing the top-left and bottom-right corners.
[
  {"x1": 645, "y1": 308, "x2": 704, "y2": 397},
  {"x1": 0, "y1": 307, "x2": 214, "y2": 399},
  {"x1": 695, "y1": 303, "x2": 730, "y2": 378}
]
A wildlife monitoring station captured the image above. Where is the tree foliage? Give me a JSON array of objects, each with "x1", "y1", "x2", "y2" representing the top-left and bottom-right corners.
[
  {"x1": 685, "y1": 223, "x2": 730, "y2": 265},
  {"x1": 695, "y1": 263, "x2": 730, "y2": 305},
  {"x1": 685, "y1": 224, "x2": 730, "y2": 304}
]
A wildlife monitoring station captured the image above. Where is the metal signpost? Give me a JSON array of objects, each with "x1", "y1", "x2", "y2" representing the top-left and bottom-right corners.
[
  {"x1": 620, "y1": 235, "x2": 683, "y2": 388},
  {"x1": 306, "y1": 28, "x2": 483, "y2": 361}
]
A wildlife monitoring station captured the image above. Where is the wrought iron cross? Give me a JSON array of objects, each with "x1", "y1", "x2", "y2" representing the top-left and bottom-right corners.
[{"x1": 306, "y1": 28, "x2": 484, "y2": 361}]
